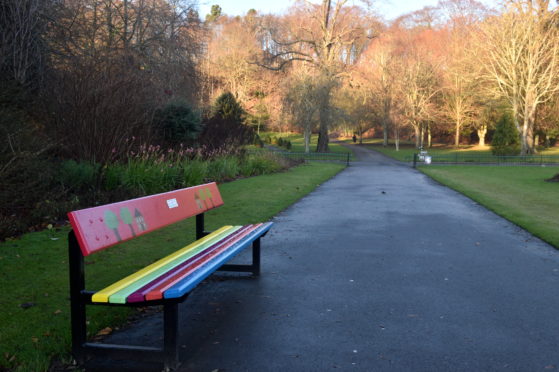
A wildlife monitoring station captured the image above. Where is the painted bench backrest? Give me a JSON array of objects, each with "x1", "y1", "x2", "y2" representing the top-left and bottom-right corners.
[{"x1": 68, "y1": 183, "x2": 223, "y2": 256}]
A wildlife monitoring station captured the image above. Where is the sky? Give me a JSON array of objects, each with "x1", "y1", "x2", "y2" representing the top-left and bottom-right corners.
[{"x1": 198, "y1": 0, "x2": 501, "y2": 21}]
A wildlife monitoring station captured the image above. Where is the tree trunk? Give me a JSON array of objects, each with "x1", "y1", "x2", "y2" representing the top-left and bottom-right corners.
[
  {"x1": 316, "y1": 94, "x2": 330, "y2": 152},
  {"x1": 455, "y1": 118, "x2": 461, "y2": 147},
  {"x1": 477, "y1": 124, "x2": 487, "y2": 147},
  {"x1": 520, "y1": 106, "x2": 536, "y2": 155},
  {"x1": 382, "y1": 117, "x2": 388, "y2": 147},
  {"x1": 317, "y1": 125, "x2": 329, "y2": 152},
  {"x1": 427, "y1": 125, "x2": 432, "y2": 148},
  {"x1": 358, "y1": 124, "x2": 363, "y2": 144},
  {"x1": 413, "y1": 124, "x2": 420, "y2": 149},
  {"x1": 304, "y1": 128, "x2": 311, "y2": 153},
  {"x1": 394, "y1": 126, "x2": 400, "y2": 151}
]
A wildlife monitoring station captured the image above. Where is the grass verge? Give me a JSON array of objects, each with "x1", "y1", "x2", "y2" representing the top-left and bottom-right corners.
[
  {"x1": 0, "y1": 162, "x2": 345, "y2": 371},
  {"x1": 420, "y1": 166, "x2": 559, "y2": 248}
]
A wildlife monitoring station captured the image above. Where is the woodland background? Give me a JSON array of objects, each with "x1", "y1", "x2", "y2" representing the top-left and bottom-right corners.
[{"x1": 2, "y1": 0, "x2": 559, "y2": 238}]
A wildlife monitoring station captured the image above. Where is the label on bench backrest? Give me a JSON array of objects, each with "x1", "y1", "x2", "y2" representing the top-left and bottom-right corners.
[{"x1": 68, "y1": 183, "x2": 224, "y2": 256}]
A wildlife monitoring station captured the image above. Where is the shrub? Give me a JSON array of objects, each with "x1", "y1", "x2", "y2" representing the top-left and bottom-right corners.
[
  {"x1": 491, "y1": 113, "x2": 520, "y2": 156},
  {"x1": 60, "y1": 160, "x2": 99, "y2": 192},
  {"x1": 181, "y1": 159, "x2": 208, "y2": 187},
  {"x1": 240, "y1": 153, "x2": 284, "y2": 176},
  {"x1": 104, "y1": 164, "x2": 125, "y2": 191},
  {"x1": 271, "y1": 136, "x2": 292, "y2": 150},
  {"x1": 199, "y1": 115, "x2": 256, "y2": 152},
  {"x1": 154, "y1": 101, "x2": 202, "y2": 145},
  {"x1": 0, "y1": 157, "x2": 68, "y2": 238},
  {"x1": 207, "y1": 156, "x2": 240, "y2": 182}
]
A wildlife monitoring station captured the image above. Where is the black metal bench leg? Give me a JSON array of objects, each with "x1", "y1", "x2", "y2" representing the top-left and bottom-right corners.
[
  {"x1": 68, "y1": 231, "x2": 87, "y2": 364},
  {"x1": 163, "y1": 302, "x2": 180, "y2": 371},
  {"x1": 252, "y1": 238, "x2": 261, "y2": 276},
  {"x1": 70, "y1": 299, "x2": 87, "y2": 364}
]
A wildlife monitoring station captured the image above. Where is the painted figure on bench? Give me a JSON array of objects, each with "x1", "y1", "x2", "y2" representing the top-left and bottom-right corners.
[
  {"x1": 120, "y1": 207, "x2": 136, "y2": 237},
  {"x1": 104, "y1": 210, "x2": 122, "y2": 241},
  {"x1": 134, "y1": 208, "x2": 148, "y2": 231},
  {"x1": 194, "y1": 192, "x2": 204, "y2": 209}
]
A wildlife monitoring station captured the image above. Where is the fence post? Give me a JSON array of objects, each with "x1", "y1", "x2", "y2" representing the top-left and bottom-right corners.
[
  {"x1": 346, "y1": 153, "x2": 350, "y2": 166},
  {"x1": 413, "y1": 153, "x2": 417, "y2": 168}
]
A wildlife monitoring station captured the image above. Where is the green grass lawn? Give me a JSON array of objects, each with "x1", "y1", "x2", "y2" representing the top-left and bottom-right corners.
[
  {"x1": 420, "y1": 166, "x2": 559, "y2": 248},
  {"x1": 0, "y1": 162, "x2": 345, "y2": 371}
]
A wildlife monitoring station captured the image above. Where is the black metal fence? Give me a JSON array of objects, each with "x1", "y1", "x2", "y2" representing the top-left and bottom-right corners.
[
  {"x1": 249, "y1": 148, "x2": 352, "y2": 165},
  {"x1": 411, "y1": 153, "x2": 559, "y2": 168}
]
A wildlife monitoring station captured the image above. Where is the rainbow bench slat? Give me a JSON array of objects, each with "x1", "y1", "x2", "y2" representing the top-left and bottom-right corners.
[
  {"x1": 163, "y1": 222, "x2": 272, "y2": 299},
  {"x1": 129, "y1": 224, "x2": 261, "y2": 303},
  {"x1": 92, "y1": 225, "x2": 242, "y2": 303},
  {"x1": 93, "y1": 222, "x2": 273, "y2": 304}
]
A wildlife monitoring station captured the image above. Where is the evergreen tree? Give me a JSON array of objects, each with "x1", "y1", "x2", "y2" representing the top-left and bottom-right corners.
[
  {"x1": 491, "y1": 112, "x2": 520, "y2": 156},
  {"x1": 154, "y1": 102, "x2": 201, "y2": 144},
  {"x1": 199, "y1": 92, "x2": 254, "y2": 150},
  {"x1": 205, "y1": 5, "x2": 222, "y2": 22},
  {"x1": 211, "y1": 91, "x2": 245, "y2": 123}
]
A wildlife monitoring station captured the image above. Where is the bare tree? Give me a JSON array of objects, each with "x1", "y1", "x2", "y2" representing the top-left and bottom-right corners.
[
  {"x1": 479, "y1": 0, "x2": 559, "y2": 154},
  {"x1": 441, "y1": 39, "x2": 480, "y2": 147},
  {"x1": 43, "y1": 0, "x2": 202, "y2": 162},
  {"x1": 395, "y1": 49, "x2": 440, "y2": 149},
  {"x1": 438, "y1": 0, "x2": 490, "y2": 147},
  {"x1": 0, "y1": 0, "x2": 49, "y2": 87},
  {"x1": 354, "y1": 33, "x2": 397, "y2": 147},
  {"x1": 335, "y1": 81, "x2": 378, "y2": 144},
  {"x1": 282, "y1": 71, "x2": 320, "y2": 153},
  {"x1": 258, "y1": 0, "x2": 375, "y2": 152}
]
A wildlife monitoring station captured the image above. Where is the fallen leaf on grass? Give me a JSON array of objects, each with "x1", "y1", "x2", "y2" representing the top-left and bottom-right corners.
[{"x1": 95, "y1": 327, "x2": 113, "y2": 337}]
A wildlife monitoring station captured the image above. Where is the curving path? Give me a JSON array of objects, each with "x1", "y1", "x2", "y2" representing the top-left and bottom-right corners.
[{"x1": 93, "y1": 145, "x2": 559, "y2": 372}]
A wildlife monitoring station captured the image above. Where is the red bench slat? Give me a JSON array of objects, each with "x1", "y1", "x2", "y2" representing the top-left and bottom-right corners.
[{"x1": 68, "y1": 183, "x2": 223, "y2": 256}]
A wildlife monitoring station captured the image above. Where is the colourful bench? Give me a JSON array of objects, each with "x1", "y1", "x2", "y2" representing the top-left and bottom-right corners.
[{"x1": 67, "y1": 182, "x2": 272, "y2": 370}]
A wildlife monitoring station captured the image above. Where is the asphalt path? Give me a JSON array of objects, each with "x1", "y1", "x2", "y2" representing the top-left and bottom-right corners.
[{"x1": 91, "y1": 145, "x2": 559, "y2": 372}]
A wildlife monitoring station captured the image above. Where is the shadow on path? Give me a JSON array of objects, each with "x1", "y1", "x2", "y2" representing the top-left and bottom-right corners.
[{"x1": 90, "y1": 145, "x2": 559, "y2": 372}]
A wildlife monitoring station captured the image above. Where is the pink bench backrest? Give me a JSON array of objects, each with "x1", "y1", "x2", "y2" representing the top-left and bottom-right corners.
[{"x1": 68, "y1": 183, "x2": 223, "y2": 256}]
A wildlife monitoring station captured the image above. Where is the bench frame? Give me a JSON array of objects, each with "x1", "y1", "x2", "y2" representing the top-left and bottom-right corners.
[{"x1": 69, "y1": 210, "x2": 263, "y2": 370}]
